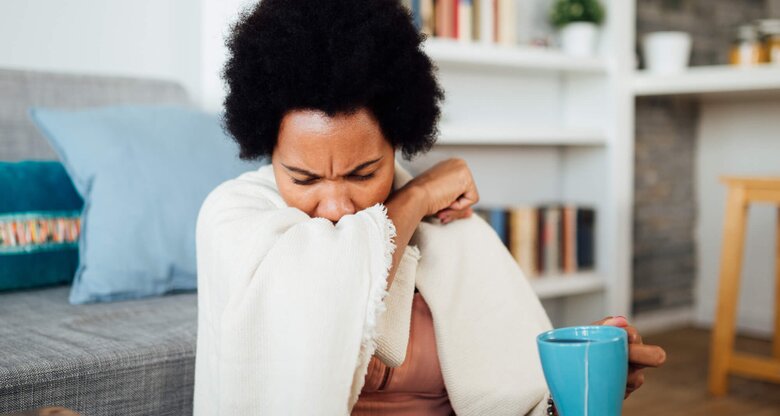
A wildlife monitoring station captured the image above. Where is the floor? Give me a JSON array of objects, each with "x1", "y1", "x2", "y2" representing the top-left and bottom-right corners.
[{"x1": 623, "y1": 327, "x2": 780, "y2": 416}]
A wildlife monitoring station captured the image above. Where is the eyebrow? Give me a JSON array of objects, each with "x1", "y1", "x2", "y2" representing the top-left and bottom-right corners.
[{"x1": 282, "y1": 157, "x2": 383, "y2": 178}]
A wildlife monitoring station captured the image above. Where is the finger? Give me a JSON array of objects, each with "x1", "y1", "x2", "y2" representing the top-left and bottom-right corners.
[
  {"x1": 624, "y1": 326, "x2": 643, "y2": 344},
  {"x1": 627, "y1": 371, "x2": 645, "y2": 391},
  {"x1": 445, "y1": 207, "x2": 473, "y2": 218},
  {"x1": 624, "y1": 372, "x2": 645, "y2": 399},
  {"x1": 629, "y1": 344, "x2": 667, "y2": 368},
  {"x1": 592, "y1": 316, "x2": 628, "y2": 327},
  {"x1": 437, "y1": 207, "x2": 473, "y2": 223},
  {"x1": 448, "y1": 194, "x2": 477, "y2": 211},
  {"x1": 629, "y1": 362, "x2": 651, "y2": 370}
]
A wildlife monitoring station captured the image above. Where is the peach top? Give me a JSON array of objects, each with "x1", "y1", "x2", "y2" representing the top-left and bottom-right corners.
[{"x1": 352, "y1": 291, "x2": 454, "y2": 415}]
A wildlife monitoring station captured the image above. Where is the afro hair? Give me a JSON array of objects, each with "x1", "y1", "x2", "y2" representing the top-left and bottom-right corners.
[{"x1": 222, "y1": 0, "x2": 444, "y2": 161}]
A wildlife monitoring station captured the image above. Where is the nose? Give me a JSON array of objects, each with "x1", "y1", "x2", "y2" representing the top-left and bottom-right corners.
[{"x1": 314, "y1": 185, "x2": 356, "y2": 223}]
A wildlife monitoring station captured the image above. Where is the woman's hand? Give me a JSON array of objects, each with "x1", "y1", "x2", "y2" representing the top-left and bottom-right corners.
[
  {"x1": 405, "y1": 158, "x2": 479, "y2": 224},
  {"x1": 592, "y1": 316, "x2": 667, "y2": 399}
]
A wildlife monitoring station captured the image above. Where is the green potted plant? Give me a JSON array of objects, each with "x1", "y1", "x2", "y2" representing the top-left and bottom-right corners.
[{"x1": 550, "y1": 0, "x2": 605, "y2": 57}]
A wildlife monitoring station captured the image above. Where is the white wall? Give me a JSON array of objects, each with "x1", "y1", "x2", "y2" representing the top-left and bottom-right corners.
[
  {"x1": 695, "y1": 97, "x2": 780, "y2": 336},
  {"x1": 0, "y1": 0, "x2": 253, "y2": 110},
  {"x1": 199, "y1": 0, "x2": 255, "y2": 111}
]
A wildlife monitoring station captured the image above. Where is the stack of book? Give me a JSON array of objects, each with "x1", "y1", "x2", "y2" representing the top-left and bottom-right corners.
[
  {"x1": 474, "y1": 205, "x2": 596, "y2": 278},
  {"x1": 402, "y1": 0, "x2": 519, "y2": 45}
]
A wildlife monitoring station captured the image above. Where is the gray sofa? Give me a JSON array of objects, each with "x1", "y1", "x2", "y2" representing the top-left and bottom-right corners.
[{"x1": 0, "y1": 69, "x2": 197, "y2": 416}]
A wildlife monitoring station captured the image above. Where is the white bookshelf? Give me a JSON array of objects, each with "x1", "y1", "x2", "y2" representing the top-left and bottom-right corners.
[
  {"x1": 423, "y1": 37, "x2": 606, "y2": 73},
  {"x1": 531, "y1": 272, "x2": 606, "y2": 300},
  {"x1": 437, "y1": 125, "x2": 606, "y2": 146},
  {"x1": 634, "y1": 64, "x2": 780, "y2": 96},
  {"x1": 405, "y1": 0, "x2": 636, "y2": 327}
]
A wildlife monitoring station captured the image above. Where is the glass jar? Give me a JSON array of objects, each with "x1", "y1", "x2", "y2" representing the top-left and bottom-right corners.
[
  {"x1": 756, "y1": 19, "x2": 780, "y2": 65},
  {"x1": 729, "y1": 24, "x2": 764, "y2": 66}
]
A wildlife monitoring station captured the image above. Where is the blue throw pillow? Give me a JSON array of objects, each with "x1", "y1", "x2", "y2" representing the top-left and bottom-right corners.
[
  {"x1": 0, "y1": 161, "x2": 84, "y2": 291},
  {"x1": 30, "y1": 105, "x2": 265, "y2": 303}
]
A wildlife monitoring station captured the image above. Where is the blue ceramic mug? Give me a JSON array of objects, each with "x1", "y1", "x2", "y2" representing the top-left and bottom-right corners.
[{"x1": 536, "y1": 325, "x2": 628, "y2": 416}]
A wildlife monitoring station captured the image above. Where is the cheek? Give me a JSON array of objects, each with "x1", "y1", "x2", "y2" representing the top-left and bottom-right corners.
[
  {"x1": 277, "y1": 181, "x2": 318, "y2": 213},
  {"x1": 353, "y1": 173, "x2": 394, "y2": 209}
]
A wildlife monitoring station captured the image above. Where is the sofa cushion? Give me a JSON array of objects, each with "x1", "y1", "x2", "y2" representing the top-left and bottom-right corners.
[
  {"x1": 29, "y1": 105, "x2": 264, "y2": 303},
  {"x1": 0, "y1": 161, "x2": 83, "y2": 291},
  {"x1": 0, "y1": 286, "x2": 196, "y2": 415}
]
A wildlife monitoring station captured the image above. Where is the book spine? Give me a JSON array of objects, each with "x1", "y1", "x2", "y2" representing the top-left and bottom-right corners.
[
  {"x1": 576, "y1": 208, "x2": 595, "y2": 270},
  {"x1": 472, "y1": 0, "x2": 481, "y2": 42},
  {"x1": 528, "y1": 207, "x2": 538, "y2": 277},
  {"x1": 519, "y1": 207, "x2": 538, "y2": 278},
  {"x1": 509, "y1": 208, "x2": 524, "y2": 275},
  {"x1": 564, "y1": 206, "x2": 576, "y2": 273},
  {"x1": 497, "y1": 0, "x2": 516, "y2": 46},
  {"x1": 421, "y1": 0, "x2": 435, "y2": 36},
  {"x1": 451, "y1": 0, "x2": 459, "y2": 39},
  {"x1": 545, "y1": 206, "x2": 561, "y2": 275},
  {"x1": 493, "y1": 0, "x2": 499, "y2": 45},
  {"x1": 434, "y1": 0, "x2": 447, "y2": 37},
  {"x1": 457, "y1": 0, "x2": 473, "y2": 42},
  {"x1": 411, "y1": 0, "x2": 422, "y2": 31},
  {"x1": 536, "y1": 206, "x2": 545, "y2": 275},
  {"x1": 489, "y1": 208, "x2": 508, "y2": 247},
  {"x1": 476, "y1": 0, "x2": 494, "y2": 43}
]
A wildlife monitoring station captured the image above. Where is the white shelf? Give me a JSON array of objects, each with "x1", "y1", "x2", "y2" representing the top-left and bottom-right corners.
[
  {"x1": 633, "y1": 65, "x2": 780, "y2": 96},
  {"x1": 530, "y1": 272, "x2": 606, "y2": 300},
  {"x1": 423, "y1": 38, "x2": 606, "y2": 73},
  {"x1": 436, "y1": 125, "x2": 606, "y2": 146}
]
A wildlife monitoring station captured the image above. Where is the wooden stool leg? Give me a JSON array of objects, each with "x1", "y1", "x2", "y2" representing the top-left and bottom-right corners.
[
  {"x1": 774, "y1": 207, "x2": 780, "y2": 360},
  {"x1": 708, "y1": 187, "x2": 748, "y2": 396}
]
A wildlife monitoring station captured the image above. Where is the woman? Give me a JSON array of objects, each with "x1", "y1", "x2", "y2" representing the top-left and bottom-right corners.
[{"x1": 193, "y1": 0, "x2": 666, "y2": 415}]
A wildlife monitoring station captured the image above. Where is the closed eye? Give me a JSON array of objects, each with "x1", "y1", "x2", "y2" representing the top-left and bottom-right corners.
[
  {"x1": 291, "y1": 177, "x2": 319, "y2": 185},
  {"x1": 292, "y1": 172, "x2": 374, "y2": 185},
  {"x1": 349, "y1": 172, "x2": 375, "y2": 181}
]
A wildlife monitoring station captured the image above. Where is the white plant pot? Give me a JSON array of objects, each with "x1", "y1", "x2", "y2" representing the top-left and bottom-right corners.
[
  {"x1": 643, "y1": 31, "x2": 692, "y2": 74},
  {"x1": 559, "y1": 22, "x2": 599, "y2": 58}
]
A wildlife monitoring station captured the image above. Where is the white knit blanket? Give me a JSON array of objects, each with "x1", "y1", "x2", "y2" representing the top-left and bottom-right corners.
[{"x1": 193, "y1": 162, "x2": 553, "y2": 415}]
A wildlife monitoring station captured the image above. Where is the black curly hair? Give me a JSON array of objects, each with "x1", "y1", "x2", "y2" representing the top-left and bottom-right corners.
[{"x1": 222, "y1": 0, "x2": 444, "y2": 161}]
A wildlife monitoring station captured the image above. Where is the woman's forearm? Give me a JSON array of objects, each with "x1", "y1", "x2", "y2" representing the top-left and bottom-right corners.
[{"x1": 382, "y1": 184, "x2": 427, "y2": 290}]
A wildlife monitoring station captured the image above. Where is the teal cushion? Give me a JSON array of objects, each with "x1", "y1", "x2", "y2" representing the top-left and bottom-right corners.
[
  {"x1": 0, "y1": 161, "x2": 83, "y2": 291},
  {"x1": 29, "y1": 105, "x2": 264, "y2": 304}
]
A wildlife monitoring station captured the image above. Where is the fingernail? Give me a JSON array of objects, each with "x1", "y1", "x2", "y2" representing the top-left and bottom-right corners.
[{"x1": 613, "y1": 316, "x2": 628, "y2": 327}]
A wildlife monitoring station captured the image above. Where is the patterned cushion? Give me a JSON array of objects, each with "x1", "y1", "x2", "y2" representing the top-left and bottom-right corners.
[{"x1": 0, "y1": 161, "x2": 83, "y2": 291}]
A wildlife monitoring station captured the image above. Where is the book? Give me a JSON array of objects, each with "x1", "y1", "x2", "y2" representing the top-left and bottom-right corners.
[
  {"x1": 410, "y1": 0, "x2": 422, "y2": 31},
  {"x1": 452, "y1": 0, "x2": 459, "y2": 39},
  {"x1": 576, "y1": 208, "x2": 596, "y2": 270},
  {"x1": 509, "y1": 206, "x2": 537, "y2": 278},
  {"x1": 536, "y1": 206, "x2": 545, "y2": 275},
  {"x1": 457, "y1": 0, "x2": 473, "y2": 42},
  {"x1": 561, "y1": 205, "x2": 578, "y2": 274},
  {"x1": 476, "y1": 204, "x2": 596, "y2": 277},
  {"x1": 543, "y1": 206, "x2": 561, "y2": 275},
  {"x1": 496, "y1": 0, "x2": 516, "y2": 46},
  {"x1": 434, "y1": 0, "x2": 454, "y2": 38},
  {"x1": 473, "y1": 0, "x2": 495, "y2": 43},
  {"x1": 421, "y1": 0, "x2": 435, "y2": 36},
  {"x1": 489, "y1": 207, "x2": 509, "y2": 247}
]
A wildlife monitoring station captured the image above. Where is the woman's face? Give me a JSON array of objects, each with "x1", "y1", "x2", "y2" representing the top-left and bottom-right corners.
[{"x1": 271, "y1": 108, "x2": 396, "y2": 222}]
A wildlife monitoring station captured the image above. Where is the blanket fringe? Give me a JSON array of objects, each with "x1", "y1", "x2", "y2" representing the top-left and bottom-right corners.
[{"x1": 347, "y1": 203, "x2": 397, "y2": 411}]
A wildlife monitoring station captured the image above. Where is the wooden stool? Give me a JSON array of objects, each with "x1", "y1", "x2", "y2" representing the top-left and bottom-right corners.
[{"x1": 708, "y1": 176, "x2": 780, "y2": 396}]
